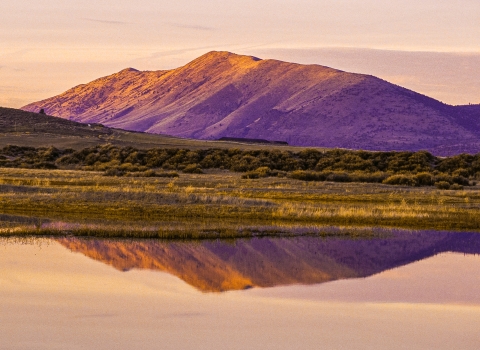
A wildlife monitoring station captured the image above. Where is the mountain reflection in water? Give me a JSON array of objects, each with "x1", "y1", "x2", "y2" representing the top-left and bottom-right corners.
[{"x1": 57, "y1": 231, "x2": 480, "y2": 292}]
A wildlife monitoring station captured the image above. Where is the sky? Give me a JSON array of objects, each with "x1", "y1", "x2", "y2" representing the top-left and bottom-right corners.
[{"x1": 1, "y1": 0, "x2": 479, "y2": 108}]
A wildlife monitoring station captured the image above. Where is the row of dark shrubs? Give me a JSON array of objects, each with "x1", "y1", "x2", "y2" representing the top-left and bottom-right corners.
[
  {"x1": 4, "y1": 144, "x2": 480, "y2": 175},
  {"x1": 240, "y1": 168, "x2": 472, "y2": 189},
  {"x1": 287, "y1": 170, "x2": 472, "y2": 189},
  {"x1": 1, "y1": 144, "x2": 479, "y2": 188}
]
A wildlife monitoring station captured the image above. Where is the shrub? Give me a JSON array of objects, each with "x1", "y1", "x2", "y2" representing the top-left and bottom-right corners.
[
  {"x1": 349, "y1": 172, "x2": 388, "y2": 183},
  {"x1": 254, "y1": 167, "x2": 270, "y2": 177},
  {"x1": 383, "y1": 175, "x2": 417, "y2": 186},
  {"x1": 143, "y1": 169, "x2": 157, "y2": 177},
  {"x1": 182, "y1": 164, "x2": 203, "y2": 174},
  {"x1": 435, "y1": 181, "x2": 451, "y2": 190},
  {"x1": 162, "y1": 164, "x2": 176, "y2": 170},
  {"x1": 119, "y1": 162, "x2": 141, "y2": 172},
  {"x1": 156, "y1": 172, "x2": 179, "y2": 178},
  {"x1": 242, "y1": 167, "x2": 287, "y2": 179},
  {"x1": 453, "y1": 168, "x2": 470, "y2": 177},
  {"x1": 451, "y1": 176, "x2": 469, "y2": 186},
  {"x1": 414, "y1": 172, "x2": 435, "y2": 186},
  {"x1": 104, "y1": 168, "x2": 125, "y2": 177},
  {"x1": 242, "y1": 167, "x2": 271, "y2": 179},
  {"x1": 95, "y1": 160, "x2": 121, "y2": 171},
  {"x1": 449, "y1": 184, "x2": 464, "y2": 190},
  {"x1": 434, "y1": 174, "x2": 453, "y2": 184},
  {"x1": 326, "y1": 172, "x2": 351, "y2": 182},
  {"x1": 242, "y1": 171, "x2": 259, "y2": 179},
  {"x1": 272, "y1": 170, "x2": 287, "y2": 178}
]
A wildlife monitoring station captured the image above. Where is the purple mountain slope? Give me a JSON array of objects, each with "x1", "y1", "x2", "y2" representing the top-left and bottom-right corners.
[{"x1": 22, "y1": 51, "x2": 480, "y2": 155}]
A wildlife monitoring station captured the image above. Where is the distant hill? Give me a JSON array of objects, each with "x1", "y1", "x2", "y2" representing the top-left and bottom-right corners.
[
  {"x1": 0, "y1": 107, "x2": 301, "y2": 150},
  {"x1": 1, "y1": 106, "x2": 112, "y2": 136},
  {"x1": 22, "y1": 51, "x2": 480, "y2": 155}
]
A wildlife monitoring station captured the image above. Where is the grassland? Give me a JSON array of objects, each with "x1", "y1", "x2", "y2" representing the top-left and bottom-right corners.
[
  {"x1": 0, "y1": 107, "x2": 309, "y2": 151},
  {"x1": 1, "y1": 167, "x2": 479, "y2": 238}
]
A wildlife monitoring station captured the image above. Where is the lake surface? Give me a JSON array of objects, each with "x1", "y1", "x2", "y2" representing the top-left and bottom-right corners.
[{"x1": 1, "y1": 231, "x2": 480, "y2": 349}]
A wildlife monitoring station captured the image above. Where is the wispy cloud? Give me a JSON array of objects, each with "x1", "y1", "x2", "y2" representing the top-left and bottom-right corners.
[
  {"x1": 169, "y1": 23, "x2": 215, "y2": 31},
  {"x1": 82, "y1": 18, "x2": 127, "y2": 25}
]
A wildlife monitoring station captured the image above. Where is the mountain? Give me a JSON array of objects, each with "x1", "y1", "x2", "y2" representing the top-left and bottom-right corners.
[
  {"x1": 22, "y1": 51, "x2": 480, "y2": 155},
  {"x1": 57, "y1": 230, "x2": 480, "y2": 292}
]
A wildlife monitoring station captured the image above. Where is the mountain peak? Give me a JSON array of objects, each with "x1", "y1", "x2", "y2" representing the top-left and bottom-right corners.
[
  {"x1": 187, "y1": 51, "x2": 262, "y2": 70},
  {"x1": 199, "y1": 51, "x2": 261, "y2": 61},
  {"x1": 118, "y1": 67, "x2": 140, "y2": 74}
]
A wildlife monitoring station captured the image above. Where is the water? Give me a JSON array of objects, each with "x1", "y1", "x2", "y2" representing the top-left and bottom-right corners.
[{"x1": 1, "y1": 231, "x2": 480, "y2": 349}]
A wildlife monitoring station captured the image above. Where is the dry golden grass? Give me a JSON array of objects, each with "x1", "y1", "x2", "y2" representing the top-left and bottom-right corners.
[{"x1": 1, "y1": 167, "x2": 479, "y2": 237}]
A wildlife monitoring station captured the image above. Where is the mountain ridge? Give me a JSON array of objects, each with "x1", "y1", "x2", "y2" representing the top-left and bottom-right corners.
[{"x1": 22, "y1": 51, "x2": 480, "y2": 155}]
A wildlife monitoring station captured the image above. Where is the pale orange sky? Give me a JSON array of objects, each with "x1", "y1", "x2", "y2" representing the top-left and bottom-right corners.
[{"x1": 0, "y1": 0, "x2": 479, "y2": 107}]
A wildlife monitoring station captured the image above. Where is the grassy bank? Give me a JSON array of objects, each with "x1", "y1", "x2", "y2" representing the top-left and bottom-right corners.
[{"x1": 0, "y1": 167, "x2": 479, "y2": 238}]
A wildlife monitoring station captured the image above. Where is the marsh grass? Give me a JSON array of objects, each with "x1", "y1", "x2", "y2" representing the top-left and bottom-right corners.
[
  {"x1": 0, "y1": 214, "x2": 381, "y2": 240},
  {"x1": 0, "y1": 167, "x2": 480, "y2": 237}
]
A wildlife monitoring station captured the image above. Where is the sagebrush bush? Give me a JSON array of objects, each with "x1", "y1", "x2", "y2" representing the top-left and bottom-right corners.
[
  {"x1": 383, "y1": 175, "x2": 417, "y2": 186},
  {"x1": 414, "y1": 172, "x2": 435, "y2": 186},
  {"x1": 182, "y1": 164, "x2": 203, "y2": 174},
  {"x1": 156, "y1": 172, "x2": 179, "y2": 178},
  {"x1": 449, "y1": 183, "x2": 464, "y2": 190},
  {"x1": 289, "y1": 170, "x2": 326, "y2": 182},
  {"x1": 104, "y1": 168, "x2": 125, "y2": 177},
  {"x1": 435, "y1": 181, "x2": 451, "y2": 190},
  {"x1": 242, "y1": 167, "x2": 277, "y2": 179}
]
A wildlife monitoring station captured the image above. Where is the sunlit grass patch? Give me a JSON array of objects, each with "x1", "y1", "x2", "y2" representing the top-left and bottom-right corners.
[{"x1": 0, "y1": 168, "x2": 480, "y2": 235}]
